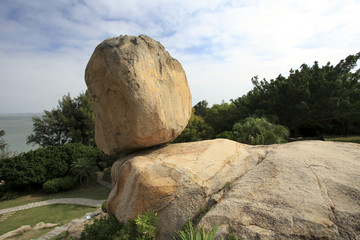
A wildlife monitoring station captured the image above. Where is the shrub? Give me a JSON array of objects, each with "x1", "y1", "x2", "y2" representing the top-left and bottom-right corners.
[
  {"x1": 80, "y1": 210, "x2": 158, "y2": 240},
  {"x1": 102, "y1": 201, "x2": 107, "y2": 213},
  {"x1": 71, "y1": 157, "x2": 99, "y2": 186},
  {"x1": 0, "y1": 143, "x2": 105, "y2": 191},
  {"x1": 174, "y1": 220, "x2": 242, "y2": 240},
  {"x1": 215, "y1": 131, "x2": 235, "y2": 140},
  {"x1": 0, "y1": 190, "x2": 19, "y2": 201},
  {"x1": 175, "y1": 220, "x2": 221, "y2": 240},
  {"x1": 42, "y1": 178, "x2": 61, "y2": 193},
  {"x1": 233, "y1": 117, "x2": 289, "y2": 145},
  {"x1": 42, "y1": 176, "x2": 77, "y2": 193},
  {"x1": 174, "y1": 112, "x2": 214, "y2": 143},
  {"x1": 58, "y1": 176, "x2": 77, "y2": 191},
  {"x1": 135, "y1": 210, "x2": 157, "y2": 240}
]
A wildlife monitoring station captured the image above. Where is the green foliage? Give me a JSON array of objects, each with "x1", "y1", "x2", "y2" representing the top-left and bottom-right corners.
[
  {"x1": 233, "y1": 117, "x2": 289, "y2": 145},
  {"x1": 0, "y1": 130, "x2": 5, "y2": 150},
  {"x1": 0, "y1": 143, "x2": 104, "y2": 191},
  {"x1": 175, "y1": 220, "x2": 222, "y2": 240},
  {"x1": 27, "y1": 91, "x2": 95, "y2": 147},
  {"x1": 174, "y1": 110, "x2": 214, "y2": 143},
  {"x1": 216, "y1": 131, "x2": 235, "y2": 140},
  {"x1": 102, "y1": 200, "x2": 107, "y2": 213},
  {"x1": 0, "y1": 130, "x2": 13, "y2": 159},
  {"x1": 232, "y1": 52, "x2": 360, "y2": 136},
  {"x1": 42, "y1": 176, "x2": 77, "y2": 193},
  {"x1": 42, "y1": 178, "x2": 61, "y2": 193},
  {"x1": 71, "y1": 157, "x2": 99, "y2": 186},
  {"x1": 205, "y1": 102, "x2": 238, "y2": 134},
  {"x1": 194, "y1": 100, "x2": 209, "y2": 117},
  {"x1": 135, "y1": 210, "x2": 158, "y2": 240},
  {"x1": 0, "y1": 189, "x2": 19, "y2": 201},
  {"x1": 0, "y1": 130, "x2": 7, "y2": 156},
  {"x1": 80, "y1": 215, "x2": 124, "y2": 240},
  {"x1": 58, "y1": 176, "x2": 77, "y2": 191},
  {"x1": 227, "y1": 235, "x2": 241, "y2": 240},
  {"x1": 80, "y1": 210, "x2": 158, "y2": 240}
]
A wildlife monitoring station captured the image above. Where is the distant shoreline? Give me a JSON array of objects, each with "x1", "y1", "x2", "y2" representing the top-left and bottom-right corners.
[{"x1": 0, "y1": 112, "x2": 42, "y2": 116}]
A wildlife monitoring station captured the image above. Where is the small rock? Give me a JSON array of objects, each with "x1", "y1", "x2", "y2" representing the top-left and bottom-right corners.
[
  {"x1": 34, "y1": 222, "x2": 58, "y2": 230},
  {"x1": 0, "y1": 225, "x2": 31, "y2": 240},
  {"x1": 67, "y1": 222, "x2": 86, "y2": 239}
]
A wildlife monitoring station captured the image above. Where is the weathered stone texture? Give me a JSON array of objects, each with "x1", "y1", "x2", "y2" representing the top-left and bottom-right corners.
[
  {"x1": 107, "y1": 139, "x2": 360, "y2": 240},
  {"x1": 85, "y1": 34, "x2": 192, "y2": 154}
]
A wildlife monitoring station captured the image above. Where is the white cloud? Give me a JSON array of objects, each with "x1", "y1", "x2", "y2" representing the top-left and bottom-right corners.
[{"x1": 0, "y1": 0, "x2": 359, "y2": 112}]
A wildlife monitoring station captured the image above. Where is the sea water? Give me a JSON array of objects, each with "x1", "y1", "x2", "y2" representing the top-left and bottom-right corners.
[{"x1": 0, "y1": 113, "x2": 41, "y2": 154}]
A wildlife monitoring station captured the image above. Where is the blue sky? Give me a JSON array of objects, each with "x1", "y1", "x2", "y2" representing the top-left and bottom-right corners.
[{"x1": 0, "y1": 0, "x2": 359, "y2": 113}]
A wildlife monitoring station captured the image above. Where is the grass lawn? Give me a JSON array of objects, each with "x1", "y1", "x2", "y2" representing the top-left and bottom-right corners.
[
  {"x1": 326, "y1": 135, "x2": 360, "y2": 144},
  {"x1": 0, "y1": 204, "x2": 96, "y2": 235},
  {"x1": 0, "y1": 177, "x2": 110, "y2": 210}
]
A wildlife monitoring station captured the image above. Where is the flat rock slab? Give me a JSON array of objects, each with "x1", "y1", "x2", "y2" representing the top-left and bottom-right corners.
[{"x1": 107, "y1": 139, "x2": 360, "y2": 240}]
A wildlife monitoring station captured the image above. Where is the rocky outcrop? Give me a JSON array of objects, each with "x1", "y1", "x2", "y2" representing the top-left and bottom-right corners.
[
  {"x1": 0, "y1": 225, "x2": 31, "y2": 240},
  {"x1": 33, "y1": 222, "x2": 58, "y2": 230},
  {"x1": 85, "y1": 34, "x2": 192, "y2": 154},
  {"x1": 107, "y1": 139, "x2": 360, "y2": 240}
]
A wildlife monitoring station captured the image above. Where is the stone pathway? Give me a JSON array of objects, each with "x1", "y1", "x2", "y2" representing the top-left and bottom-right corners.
[
  {"x1": 0, "y1": 198, "x2": 104, "y2": 215},
  {"x1": 0, "y1": 212, "x2": 15, "y2": 223}
]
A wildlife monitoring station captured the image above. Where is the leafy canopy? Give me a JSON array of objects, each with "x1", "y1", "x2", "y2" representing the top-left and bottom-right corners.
[
  {"x1": 233, "y1": 117, "x2": 289, "y2": 145},
  {"x1": 27, "y1": 90, "x2": 95, "y2": 147}
]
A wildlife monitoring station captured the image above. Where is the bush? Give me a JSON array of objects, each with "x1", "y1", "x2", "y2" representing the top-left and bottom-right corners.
[
  {"x1": 175, "y1": 220, "x2": 220, "y2": 240},
  {"x1": 135, "y1": 210, "x2": 157, "y2": 240},
  {"x1": 58, "y1": 176, "x2": 77, "y2": 191},
  {"x1": 80, "y1": 210, "x2": 158, "y2": 240},
  {"x1": 0, "y1": 190, "x2": 19, "y2": 201},
  {"x1": 174, "y1": 220, "x2": 242, "y2": 240},
  {"x1": 102, "y1": 201, "x2": 107, "y2": 213},
  {"x1": 216, "y1": 131, "x2": 235, "y2": 140},
  {"x1": 0, "y1": 143, "x2": 105, "y2": 191},
  {"x1": 233, "y1": 117, "x2": 289, "y2": 145},
  {"x1": 42, "y1": 178, "x2": 61, "y2": 193},
  {"x1": 42, "y1": 176, "x2": 77, "y2": 193},
  {"x1": 174, "y1": 112, "x2": 214, "y2": 143}
]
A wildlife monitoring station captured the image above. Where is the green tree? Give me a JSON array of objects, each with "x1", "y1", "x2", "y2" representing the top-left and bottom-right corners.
[
  {"x1": 0, "y1": 143, "x2": 104, "y2": 190},
  {"x1": 174, "y1": 110, "x2": 214, "y2": 143},
  {"x1": 232, "y1": 52, "x2": 360, "y2": 136},
  {"x1": 71, "y1": 157, "x2": 99, "y2": 186},
  {"x1": 26, "y1": 110, "x2": 68, "y2": 147},
  {"x1": 27, "y1": 91, "x2": 95, "y2": 147},
  {"x1": 0, "y1": 130, "x2": 13, "y2": 159},
  {"x1": 204, "y1": 101, "x2": 238, "y2": 134},
  {"x1": 194, "y1": 100, "x2": 209, "y2": 117},
  {"x1": 0, "y1": 130, "x2": 7, "y2": 156},
  {"x1": 233, "y1": 117, "x2": 289, "y2": 145},
  {"x1": 0, "y1": 130, "x2": 6, "y2": 151}
]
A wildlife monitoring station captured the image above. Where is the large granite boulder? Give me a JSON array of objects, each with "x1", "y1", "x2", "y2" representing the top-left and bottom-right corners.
[
  {"x1": 85, "y1": 35, "x2": 192, "y2": 154},
  {"x1": 107, "y1": 139, "x2": 360, "y2": 240}
]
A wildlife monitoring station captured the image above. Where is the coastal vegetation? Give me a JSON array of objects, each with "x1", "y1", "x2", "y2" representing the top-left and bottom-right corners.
[
  {"x1": 178, "y1": 52, "x2": 360, "y2": 143},
  {"x1": 1, "y1": 51, "x2": 359, "y2": 203},
  {"x1": 0, "y1": 52, "x2": 359, "y2": 239}
]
